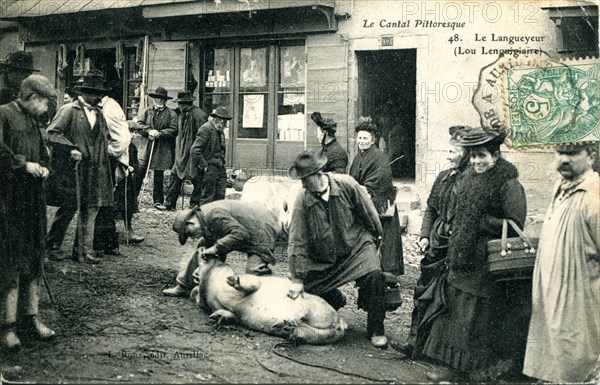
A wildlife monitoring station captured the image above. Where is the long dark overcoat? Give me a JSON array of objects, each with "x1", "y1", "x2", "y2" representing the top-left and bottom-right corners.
[
  {"x1": 172, "y1": 106, "x2": 207, "y2": 179},
  {"x1": 0, "y1": 101, "x2": 50, "y2": 283},
  {"x1": 46, "y1": 100, "x2": 114, "y2": 208},
  {"x1": 136, "y1": 106, "x2": 178, "y2": 170}
]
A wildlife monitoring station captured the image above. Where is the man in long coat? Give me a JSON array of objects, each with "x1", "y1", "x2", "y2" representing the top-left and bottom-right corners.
[
  {"x1": 134, "y1": 87, "x2": 177, "y2": 210},
  {"x1": 523, "y1": 142, "x2": 600, "y2": 383},
  {"x1": 0, "y1": 75, "x2": 57, "y2": 351},
  {"x1": 162, "y1": 200, "x2": 280, "y2": 297},
  {"x1": 46, "y1": 72, "x2": 114, "y2": 264},
  {"x1": 164, "y1": 91, "x2": 207, "y2": 209},
  {"x1": 285, "y1": 151, "x2": 389, "y2": 349},
  {"x1": 190, "y1": 106, "x2": 230, "y2": 206}
]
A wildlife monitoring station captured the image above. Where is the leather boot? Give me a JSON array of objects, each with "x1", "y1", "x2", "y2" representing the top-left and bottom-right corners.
[
  {"x1": 19, "y1": 315, "x2": 56, "y2": 341},
  {"x1": 0, "y1": 323, "x2": 21, "y2": 351}
]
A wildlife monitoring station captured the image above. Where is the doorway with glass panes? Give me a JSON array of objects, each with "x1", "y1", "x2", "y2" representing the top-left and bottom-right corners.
[{"x1": 202, "y1": 42, "x2": 306, "y2": 172}]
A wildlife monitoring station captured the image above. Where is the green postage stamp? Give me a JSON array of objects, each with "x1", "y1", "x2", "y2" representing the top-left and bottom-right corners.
[{"x1": 505, "y1": 58, "x2": 599, "y2": 148}]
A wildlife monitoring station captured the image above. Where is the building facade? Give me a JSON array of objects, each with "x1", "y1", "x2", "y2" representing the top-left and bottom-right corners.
[{"x1": 1, "y1": 0, "x2": 597, "y2": 227}]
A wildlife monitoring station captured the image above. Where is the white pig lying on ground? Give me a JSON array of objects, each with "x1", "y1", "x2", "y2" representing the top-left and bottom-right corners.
[{"x1": 190, "y1": 251, "x2": 347, "y2": 345}]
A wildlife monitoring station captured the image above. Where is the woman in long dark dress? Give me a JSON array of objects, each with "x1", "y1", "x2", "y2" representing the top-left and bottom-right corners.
[
  {"x1": 349, "y1": 117, "x2": 403, "y2": 276},
  {"x1": 420, "y1": 127, "x2": 527, "y2": 381},
  {"x1": 392, "y1": 125, "x2": 471, "y2": 357}
]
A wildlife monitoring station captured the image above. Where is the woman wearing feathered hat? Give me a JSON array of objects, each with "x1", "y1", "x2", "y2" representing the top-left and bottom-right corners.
[
  {"x1": 419, "y1": 127, "x2": 527, "y2": 381},
  {"x1": 349, "y1": 117, "x2": 404, "y2": 277},
  {"x1": 310, "y1": 111, "x2": 348, "y2": 173}
]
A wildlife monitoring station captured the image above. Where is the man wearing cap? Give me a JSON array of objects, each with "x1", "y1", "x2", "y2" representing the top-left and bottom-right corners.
[
  {"x1": 523, "y1": 142, "x2": 600, "y2": 383},
  {"x1": 0, "y1": 75, "x2": 57, "y2": 350},
  {"x1": 286, "y1": 150, "x2": 389, "y2": 349},
  {"x1": 45, "y1": 71, "x2": 115, "y2": 264},
  {"x1": 164, "y1": 91, "x2": 208, "y2": 210},
  {"x1": 162, "y1": 200, "x2": 280, "y2": 297},
  {"x1": 190, "y1": 106, "x2": 231, "y2": 205},
  {"x1": 311, "y1": 111, "x2": 348, "y2": 173},
  {"x1": 0, "y1": 51, "x2": 40, "y2": 105},
  {"x1": 134, "y1": 86, "x2": 178, "y2": 211}
]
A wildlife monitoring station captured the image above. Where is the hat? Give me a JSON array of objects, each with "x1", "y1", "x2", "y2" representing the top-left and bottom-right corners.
[
  {"x1": 19, "y1": 74, "x2": 57, "y2": 100},
  {"x1": 174, "y1": 91, "x2": 196, "y2": 102},
  {"x1": 73, "y1": 69, "x2": 111, "y2": 94},
  {"x1": 172, "y1": 207, "x2": 199, "y2": 245},
  {"x1": 448, "y1": 125, "x2": 471, "y2": 145},
  {"x1": 555, "y1": 141, "x2": 599, "y2": 152},
  {"x1": 288, "y1": 150, "x2": 327, "y2": 180},
  {"x1": 148, "y1": 86, "x2": 173, "y2": 100},
  {"x1": 210, "y1": 106, "x2": 233, "y2": 120},
  {"x1": 355, "y1": 116, "x2": 380, "y2": 136},
  {"x1": 454, "y1": 126, "x2": 505, "y2": 147},
  {"x1": 0, "y1": 51, "x2": 40, "y2": 72},
  {"x1": 310, "y1": 111, "x2": 337, "y2": 134}
]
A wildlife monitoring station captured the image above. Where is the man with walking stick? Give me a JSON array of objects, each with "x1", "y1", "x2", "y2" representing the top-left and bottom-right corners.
[
  {"x1": 46, "y1": 71, "x2": 115, "y2": 264},
  {"x1": 134, "y1": 86, "x2": 177, "y2": 211},
  {"x1": 0, "y1": 75, "x2": 57, "y2": 351}
]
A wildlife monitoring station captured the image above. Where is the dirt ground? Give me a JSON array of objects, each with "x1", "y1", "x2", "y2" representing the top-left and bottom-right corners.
[{"x1": 0, "y1": 190, "x2": 591, "y2": 384}]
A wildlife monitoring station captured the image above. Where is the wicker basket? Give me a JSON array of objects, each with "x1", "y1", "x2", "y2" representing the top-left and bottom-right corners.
[{"x1": 487, "y1": 219, "x2": 538, "y2": 282}]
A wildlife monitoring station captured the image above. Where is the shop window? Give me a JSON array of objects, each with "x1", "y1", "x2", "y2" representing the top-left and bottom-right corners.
[
  {"x1": 277, "y1": 45, "x2": 306, "y2": 142},
  {"x1": 239, "y1": 47, "x2": 268, "y2": 139},
  {"x1": 201, "y1": 43, "x2": 306, "y2": 142}
]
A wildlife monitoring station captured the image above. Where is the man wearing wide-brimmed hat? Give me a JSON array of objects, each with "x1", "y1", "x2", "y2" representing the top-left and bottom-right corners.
[
  {"x1": 285, "y1": 150, "x2": 389, "y2": 349},
  {"x1": 524, "y1": 141, "x2": 600, "y2": 383},
  {"x1": 163, "y1": 91, "x2": 208, "y2": 210},
  {"x1": 134, "y1": 86, "x2": 178, "y2": 211},
  {"x1": 0, "y1": 51, "x2": 40, "y2": 105},
  {"x1": 190, "y1": 106, "x2": 232, "y2": 206},
  {"x1": 45, "y1": 70, "x2": 115, "y2": 264},
  {"x1": 162, "y1": 200, "x2": 280, "y2": 297},
  {"x1": 0, "y1": 75, "x2": 57, "y2": 351}
]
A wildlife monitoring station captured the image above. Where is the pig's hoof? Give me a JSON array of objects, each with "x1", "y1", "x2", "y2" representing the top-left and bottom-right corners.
[
  {"x1": 209, "y1": 309, "x2": 236, "y2": 325},
  {"x1": 226, "y1": 275, "x2": 240, "y2": 288},
  {"x1": 273, "y1": 320, "x2": 296, "y2": 337}
]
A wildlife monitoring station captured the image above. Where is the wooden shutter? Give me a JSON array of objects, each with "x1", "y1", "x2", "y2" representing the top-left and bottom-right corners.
[{"x1": 147, "y1": 41, "x2": 187, "y2": 109}]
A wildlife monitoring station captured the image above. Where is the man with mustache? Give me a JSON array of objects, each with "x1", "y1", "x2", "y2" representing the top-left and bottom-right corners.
[{"x1": 523, "y1": 142, "x2": 599, "y2": 383}]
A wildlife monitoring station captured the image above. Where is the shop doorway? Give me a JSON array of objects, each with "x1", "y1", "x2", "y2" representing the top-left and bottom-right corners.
[
  {"x1": 357, "y1": 49, "x2": 416, "y2": 179},
  {"x1": 78, "y1": 48, "x2": 124, "y2": 105}
]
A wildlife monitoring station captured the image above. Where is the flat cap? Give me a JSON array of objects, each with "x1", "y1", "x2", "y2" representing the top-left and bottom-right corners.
[{"x1": 19, "y1": 74, "x2": 57, "y2": 100}]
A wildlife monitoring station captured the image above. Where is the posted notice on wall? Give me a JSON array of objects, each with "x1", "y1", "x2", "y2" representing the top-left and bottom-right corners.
[{"x1": 242, "y1": 94, "x2": 264, "y2": 128}]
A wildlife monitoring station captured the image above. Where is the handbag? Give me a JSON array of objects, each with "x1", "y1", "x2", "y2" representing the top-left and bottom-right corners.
[{"x1": 487, "y1": 219, "x2": 538, "y2": 281}]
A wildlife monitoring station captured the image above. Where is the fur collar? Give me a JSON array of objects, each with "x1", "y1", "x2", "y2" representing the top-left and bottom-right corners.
[{"x1": 448, "y1": 157, "x2": 519, "y2": 269}]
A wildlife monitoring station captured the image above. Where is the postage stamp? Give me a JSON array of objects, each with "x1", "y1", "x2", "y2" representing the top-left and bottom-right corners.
[{"x1": 504, "y1": 58, "x2": 599, "y2": 148}]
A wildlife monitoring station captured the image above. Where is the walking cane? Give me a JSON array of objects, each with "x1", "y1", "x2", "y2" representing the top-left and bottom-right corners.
[
  {"x1": 73, "y1": 159, "x2": 84, "y2": 262},
  {"x1": 139, "y1": 139, "x2": 156, "y2": 207},
  {"x1": 180, "y1": 181, "x2": 185, "y2": 210},
  {"x1": 124, "y1": 166, "x2": 129, "y2": 246}
]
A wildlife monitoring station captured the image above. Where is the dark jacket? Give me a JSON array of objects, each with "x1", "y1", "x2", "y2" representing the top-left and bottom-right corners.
[
  {"x1": 447, "y1": 158, "x2": 527, "y2": 297},
  {"x1": 288, "y1": 174, "x2": 383, "y2": 290},
  {"x1": 172, "y1": 105, "x2": 207, "y2": 179},
  {"x1": 0, "y1": 101, "x2": 50, "y2": 279},
  {"x1": 319, "y1": 138, "x2": 348, "y2": 173},
  {"x1": 198, "y1": 200, "x2": 280, "y2": 264},
  {"x1": 190, "y1": 120, "x2": 226, "y2": 172},
  {"x1": 349, "y1": 145, "x2": 396, "y2": 214},
  {"x1": 136, "y1": 106, "x2": 178, "y2": 170},
  {"x1": 46, "y1": 100, "x2": 114, "y2": 208}
]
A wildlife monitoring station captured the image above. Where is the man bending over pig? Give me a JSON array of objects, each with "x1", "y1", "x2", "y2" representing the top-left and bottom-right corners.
[
  {"x1": 286, "y1": 151, "x2": 389, "y2": 349},
  {"x1": 162, "y1": 201, "x2": 280, "y2": 297}
]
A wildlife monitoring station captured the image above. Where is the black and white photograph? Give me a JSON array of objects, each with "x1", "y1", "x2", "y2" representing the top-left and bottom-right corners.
[{"x1": 0, "y1": 0, "x2": 599, "y2": 384}]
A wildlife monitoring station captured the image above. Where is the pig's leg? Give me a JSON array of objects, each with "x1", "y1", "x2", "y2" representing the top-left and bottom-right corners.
[
  {"x1": 209, "y1": 309, "x2": 237, "y2": 325},
  {"x1": 226, "y1": 275, "x2": 260, "y2": 295}
]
